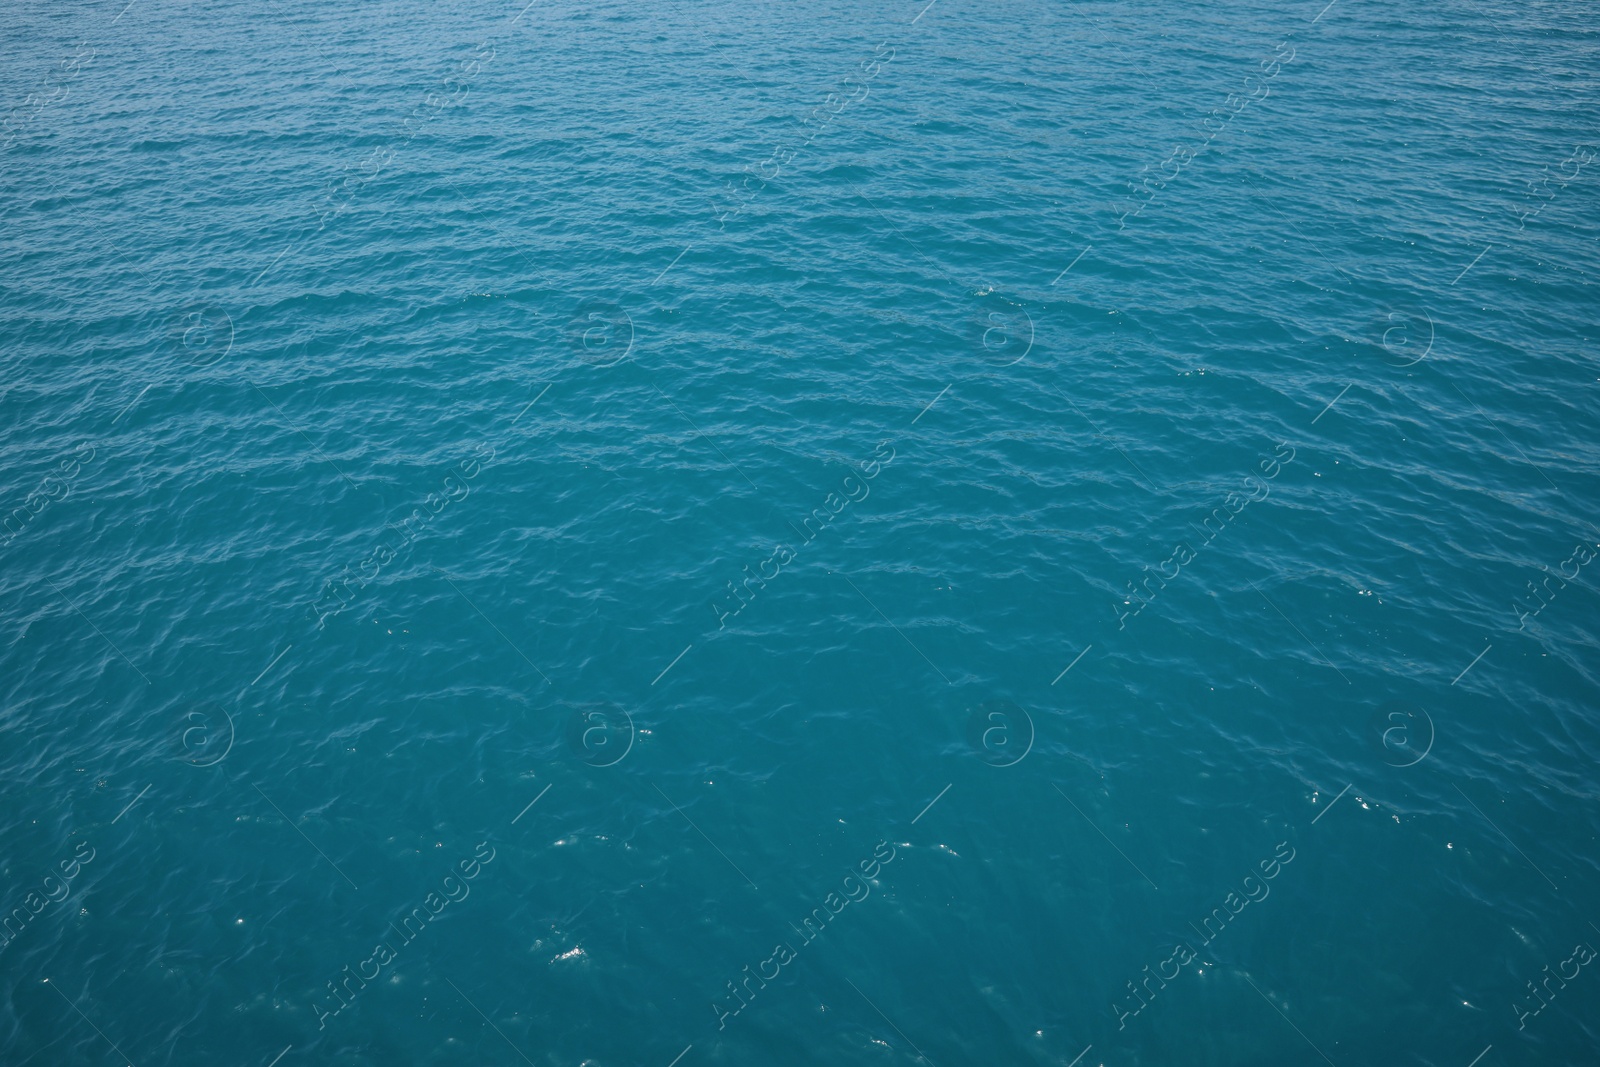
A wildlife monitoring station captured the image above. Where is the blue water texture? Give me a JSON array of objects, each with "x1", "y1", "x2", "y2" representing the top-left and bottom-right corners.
[{"x1": 2, "y1": 0, "x2": 1599, "y2": 1064}]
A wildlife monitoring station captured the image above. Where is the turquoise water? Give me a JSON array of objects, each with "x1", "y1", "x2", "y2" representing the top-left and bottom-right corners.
[{"x1": 3, "y1": 0, "x2": 1599, "y2": 1063}]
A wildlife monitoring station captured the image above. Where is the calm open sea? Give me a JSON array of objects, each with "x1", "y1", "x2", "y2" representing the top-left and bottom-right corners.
[{"x1": 2, "y1": 0, "x2": 1598, "y2": 1064}]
